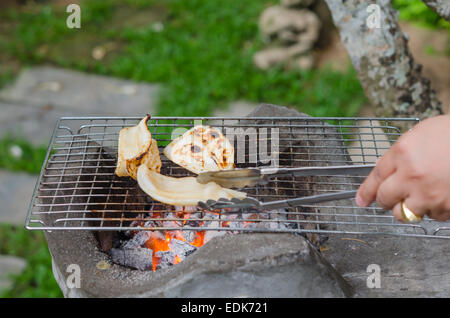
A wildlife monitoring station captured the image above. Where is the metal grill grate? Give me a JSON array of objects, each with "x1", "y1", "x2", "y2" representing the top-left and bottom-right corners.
[{"x1": 25, "y1": 116, "x2": 450, "y2": 239}]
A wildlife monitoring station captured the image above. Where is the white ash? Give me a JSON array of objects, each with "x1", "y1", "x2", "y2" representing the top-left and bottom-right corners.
[
  {"x1": 122, "y1": 230, "x2": 152, "y2": 249},
  {"x1": 127, "y1": 213, "x2": 145, "y2": 228},
  {"x1": 110, "y1": 247, "x2": 153, "y2": 271},
  {"x1": 154, "y1": 251, "x2": 174, "y2": 270},
  {"x1": 118, "y1": 204, "x2": 293, "y2": 271},
  {"x1": 174, "y1": 205, "x2": 197, "y2": 213},
  {"x1": 222, "y1": 209, "x2": 290, "y2": 231},
  {"x1": 155, "y1": 239, "x2": 197, "y2": 269},
  {"x1": 181, "y1": 230, "x2": 196, "y2": 244},
  {"x1": 161, "y1": 218, "x2": 181, "y2": 228},
  {"x1": 169, "y1": 238, "x2": 197, "y2": 259}
]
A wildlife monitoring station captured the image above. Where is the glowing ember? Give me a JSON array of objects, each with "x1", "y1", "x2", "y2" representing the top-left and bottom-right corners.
[
  {"x1": 121, "y1": 205, "x2": 290, "y2": 271},
  {"x1": 131, "y1": 206, "x2": 210, "y2": 271}
]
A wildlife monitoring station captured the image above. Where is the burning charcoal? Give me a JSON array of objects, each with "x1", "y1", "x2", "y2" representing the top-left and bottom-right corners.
[
  {"x1": 164, "y1": 211, "x2": 191, "y2": 227},
  {"x1": 155, "y1": 238, "x2": 198, "y2": 269},
  {"x1": 178, "y1": 230, "x2": 195, "y2": 243},
  {"x1": 169, "y1": 238, "x2": 197, "y2": 259},
  {"x1": 185, "y1": 211, "x2": 204, "y2": 227},
  {"x1": 122, "y1": 231, "x2": 152, "y2": 249},
  {"x1": 172, "y1": 206, "x2": 203, "y2": 227},
  {"x1": 261, "y1": 219, "x2": 286, "y2": 230},
  {"x1": 128, "y1": 213, "x2": 145, "y2": 228},
  {"x1": 110, "y1": 247, "x2": 153, "y2": 271},
  {"x1": 165, "y1": 229, "x2": 192, "y2": 243},
  {"x1": 268, "y1": 209, "x2": 290, "y2": 229},
  {"x1": 162, "y1": 219, "x2": 181, "y2": 228},
  {"x1": 143, "y1": 220, "x2": 160, "y2": 228},
  {"x1": 154, "y1": 250, "x2": 177, "y2": 269},
  {"x1": 247, "y1": 209, "x2": 289, "y2": 230},
  {"x1": 173, "y1": 205, "x2": 197, "y2": 214},
  {"x1": 226, "y1": 219, "x2": 244, "y2": 230},
  {"x1": 200, "y1": 211, "x2": 220, "y2": 227}
]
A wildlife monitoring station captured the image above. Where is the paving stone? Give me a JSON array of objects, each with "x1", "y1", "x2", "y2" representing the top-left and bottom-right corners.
[
  {"x1": 0, "y1": 255, "x2": 26, "y2": 291},
  {"x1": 0, "y1": 100, "x2": 78, "y2": 145},
  {"x1": 0, "y1": 170, "x2": 37, "y2": 225},
  {"x1": 0, "y1": 66, "x2": 160, "y2": 145},
  {"x1": 0, "y1": 66, "x2": 160, "y2": 116},
  {"x1": 322, "y1": 234, "x2": 450, "y2": 297}
]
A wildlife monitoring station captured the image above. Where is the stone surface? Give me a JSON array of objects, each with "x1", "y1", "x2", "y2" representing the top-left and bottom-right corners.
[
  {"x1": 322, "y1": 235, "x2": 450, "y2": 297},
  {"x1": 0, "y1": 66, "x2": 160, "y2": 116},
  {"x1": 49, "y1": 231, "x2": 353, "y2": 298},
  {"x1": 0, "y1": 170, "x2": 37, "y2": 225},
  {"x1": 0, "y1": 66, "x2": 160, "y2": 145},
  {"x1": 0, "y1": 255, "x2": 26, "y2": 291},
  {"x1": 0, "y1": 100, "x2": 79, "y2": 145}
]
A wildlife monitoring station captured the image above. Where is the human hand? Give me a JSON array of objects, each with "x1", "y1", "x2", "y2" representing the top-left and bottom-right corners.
[{"x1": 355, "y1": 115, "x2": 450, "y2": 222}]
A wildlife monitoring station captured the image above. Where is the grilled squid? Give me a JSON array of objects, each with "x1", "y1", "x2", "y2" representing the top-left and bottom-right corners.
[
  {"x1": 163, "y1": 125, "x2": 235, "y2": 174},
  {"x1": 137, "y1": 165, "x2": 246, "y2": 206},
  {"x1": 116, "y1": 116, "x2": 245, "y2": 206},
  {"x1": 115, "y1": 115, "x2": 162, "y2": 180}
]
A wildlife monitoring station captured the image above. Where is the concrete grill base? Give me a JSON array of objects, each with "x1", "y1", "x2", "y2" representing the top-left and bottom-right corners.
[{"x1": 49, "y1": 232, "x2": 353, "y2": 297}]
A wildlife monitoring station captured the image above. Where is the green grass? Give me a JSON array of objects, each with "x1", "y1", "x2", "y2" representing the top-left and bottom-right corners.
[
  {"x1": 0, "y1": 224, "x2": 62, "y2": 298},
  {"x1": 392, "y1": 0, "x2": 450, "y2": 31},
  {"x1": 0, "y1": 138, "x2": 52, "y2": 298},
  {"x1": 0, "y1": 0, "x2": 367, "y2": 119},
  {"x1": 0, "y1": 69, "x2": 15, "y2": 89},
  {"x1": 0, "y1": 136, "x2": 47, "y2": 174}
]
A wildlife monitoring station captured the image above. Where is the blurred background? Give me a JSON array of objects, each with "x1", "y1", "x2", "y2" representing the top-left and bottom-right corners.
[{"x1": 0, "y1": 0, "x2": 448, "y2": 297}]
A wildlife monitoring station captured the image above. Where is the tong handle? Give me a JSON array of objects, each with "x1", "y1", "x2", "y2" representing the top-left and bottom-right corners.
[
  {"x1": 196, "y1": 164, "x2": 375, "y2": 190},
  {"x1": 261, "y1": 164, "x2": 375, "y2": 179},
  {"x1": 259, "y1": 190, "x2": 358, "y2": 210}
]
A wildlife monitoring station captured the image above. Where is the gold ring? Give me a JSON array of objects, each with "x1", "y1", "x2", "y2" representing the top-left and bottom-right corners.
[{"x1": 400, "y1": 199, "x2": 423, "y2": 223}]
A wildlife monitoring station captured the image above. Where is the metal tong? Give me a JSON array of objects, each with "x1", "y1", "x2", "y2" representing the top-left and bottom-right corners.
[{"x1": 197, "y1": 164, "x2": 375, "y2": 211}]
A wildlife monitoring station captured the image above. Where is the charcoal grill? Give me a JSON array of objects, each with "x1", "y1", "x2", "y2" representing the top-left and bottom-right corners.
[{"x1": 25, "y1": 115, "x2": 450, "y2": 239}]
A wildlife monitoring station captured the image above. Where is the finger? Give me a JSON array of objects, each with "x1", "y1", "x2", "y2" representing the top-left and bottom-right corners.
[
  {"x1": 427, "y1": 209, "x2": 450, "y2": 222},
  {"x1": 375, "y1": 173, "x2": 407, "y2": 210},
  {"x1": 356, "y1": 150, "x2": 397, "y2": 207},
  {"x1": 392, "y1": 202, "x2": 404, "y2": 222},
  {"x1": 392, "y1": 197, "x2": 427, "y2": 223}
]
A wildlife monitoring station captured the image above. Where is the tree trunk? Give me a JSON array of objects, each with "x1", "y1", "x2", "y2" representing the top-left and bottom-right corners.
[
  {"x1": 324, "y1": 0, "x2": 443, "y2": 127},
  {"x1": 421, "y1": 0, "x2": 450, "y2": 21}
]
